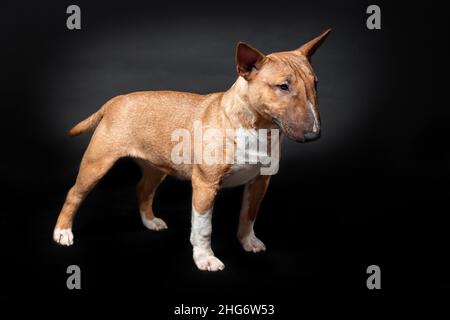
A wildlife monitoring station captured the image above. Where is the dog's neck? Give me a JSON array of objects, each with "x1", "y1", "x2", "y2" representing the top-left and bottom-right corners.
[{"x1": 221, "y1": 77, "x2": 272, "y2": 129}]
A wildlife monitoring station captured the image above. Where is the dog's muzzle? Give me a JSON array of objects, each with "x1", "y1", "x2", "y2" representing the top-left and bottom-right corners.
[
  {"x1": 303, "y1": 130, "x2": 321, "y2": 142},
  {"x1": 272, "y1": 117, "x2": 321, "y2": 143}
]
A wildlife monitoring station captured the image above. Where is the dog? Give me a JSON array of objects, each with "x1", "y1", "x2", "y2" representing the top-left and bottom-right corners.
[{"x1": 54, "y1": 29, "x2": 331, "y2": 271}]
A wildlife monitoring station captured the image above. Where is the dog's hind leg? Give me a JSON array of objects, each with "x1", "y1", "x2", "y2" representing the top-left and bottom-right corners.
[
  {"x1": 237, "y1": 175, "x2": 271, "y2": 253},
  {"x1": 53, "y1": 139, "x2": 118, "y2": 246},
  {"x1": 135, "y1": 160, "x2": 167, "y2": 231}
]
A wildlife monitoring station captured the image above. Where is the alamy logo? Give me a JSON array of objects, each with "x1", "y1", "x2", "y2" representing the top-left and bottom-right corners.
[
  {"x1": 171, "y1": 121, "x2": 280, "y2": 175},
  {"x1": 366, "y1": 265, "x2": 381, "y2": 289},
  {"x1": 366, "y1": 5, "x2": 381, "y2": 30},
  {"x1": 66, "y1": 265, "x2": 81, "y2": 289},
  {"x1": 66, "y1": 5, "x2": 81, "y2": 30}
]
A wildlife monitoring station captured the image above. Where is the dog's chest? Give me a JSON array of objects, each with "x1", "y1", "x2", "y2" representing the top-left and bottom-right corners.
[
  {"x1": 221, "y1": 131, "x2": 264, "y2": 188},
  {"x1": 222, "y1": 163, "x2": 261, "y2": 188}
]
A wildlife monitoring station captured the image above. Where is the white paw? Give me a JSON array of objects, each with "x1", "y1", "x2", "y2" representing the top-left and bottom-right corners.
[
  {"x1": 193, "y1": 247, "x2": 225, "y2": 271},
  {"x1": 194, "y1": 255, "x2": 225, "y2": 272},
  {"x1": 53, "y1": 228, "x2": 74, "y2": 246},
  {"x1": 240, "y1": 233, "x2": 266, "y2": 253},
  {"x1": 141, "y1": 213, "x2": 168, "y2": 231}
]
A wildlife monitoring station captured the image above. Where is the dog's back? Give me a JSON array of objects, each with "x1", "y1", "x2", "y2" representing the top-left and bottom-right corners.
[{"x1": 70, "y1": 90, "x2": 224, "y2": 178}]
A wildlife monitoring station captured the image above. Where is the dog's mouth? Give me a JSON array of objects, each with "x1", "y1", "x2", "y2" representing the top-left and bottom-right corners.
[
  {"x1": 272, "y1": 117, "x2": 300, "y2": 142},
  {"x1": 271, "y1": 117, "x2": 283, "y2": 130}
]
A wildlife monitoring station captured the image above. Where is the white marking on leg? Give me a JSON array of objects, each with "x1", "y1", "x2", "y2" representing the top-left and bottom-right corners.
[
  {"x1": 140, "y1": 211, "x2": 168, "y2": 231},
  {"x1": 190, "y1": 206, "x2": 225, "y2": 271},
  {"x1": 53, "y1": 228, "x2": 74, "y2": 246}
]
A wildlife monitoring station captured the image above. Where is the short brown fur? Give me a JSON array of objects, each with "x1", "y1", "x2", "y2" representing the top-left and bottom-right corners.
[{"x1": 54, "y1": 29, "x2": 331, "y2": 270}]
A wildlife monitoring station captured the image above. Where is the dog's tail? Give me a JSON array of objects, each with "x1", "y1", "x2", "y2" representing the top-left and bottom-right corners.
[{"x1": 68, "y1": 106, "x2": 105, "y2": 137}]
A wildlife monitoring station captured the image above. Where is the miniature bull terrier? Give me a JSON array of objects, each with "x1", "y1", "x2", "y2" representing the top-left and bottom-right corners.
[{"x1": 54, "y1": 29, "x2": 331, "y2": 271}]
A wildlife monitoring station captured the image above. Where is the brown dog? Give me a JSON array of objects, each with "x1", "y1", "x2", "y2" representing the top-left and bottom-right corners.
[{"x1": 54, "y1": 29, "x2": 331, "y2": 271}]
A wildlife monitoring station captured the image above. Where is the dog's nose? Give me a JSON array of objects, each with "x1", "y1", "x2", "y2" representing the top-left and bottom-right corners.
[{"x1": 303, "y1": 131, "x2": 321, "y2": 142}]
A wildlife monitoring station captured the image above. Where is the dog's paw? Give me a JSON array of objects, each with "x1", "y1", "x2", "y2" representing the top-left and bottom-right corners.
[
  {"x1": 141, "y1": 214, "x2": 168, "y2": 231},
  {"x1": 53, "y1": 228, "x2": 74, "y2": 246},
  {"x1": 194, "y1": 255, "x2": 225, "y2": 272},
  {"x1": 193, "y1": 247, "x2": 225, "y2": 271},
  {"x1": 239, "y1": 233, "x2": 266, "y2": 253}
]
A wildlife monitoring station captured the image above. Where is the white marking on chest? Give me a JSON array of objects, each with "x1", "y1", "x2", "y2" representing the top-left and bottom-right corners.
[
  {"x1": 222, "y1": 129, "x2": 263, "y2": 188},
  {"x1": 222, "y1": 163, "x2": 261, "y2": 187}
]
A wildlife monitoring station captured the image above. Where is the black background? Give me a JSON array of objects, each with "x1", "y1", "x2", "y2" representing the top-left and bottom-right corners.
[{"x1": 2, "y1": 0, "x2": 449, "y2": 316}]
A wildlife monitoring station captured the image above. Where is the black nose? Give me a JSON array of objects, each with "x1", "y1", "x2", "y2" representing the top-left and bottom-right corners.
[{"x1": 303, "y1": 131, "x2": 321, "y2": 142}]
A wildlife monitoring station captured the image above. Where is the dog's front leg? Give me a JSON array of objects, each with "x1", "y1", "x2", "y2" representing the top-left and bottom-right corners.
[
  {"x1": 238, "y1": 175, "x2": 271, "y2": 252},
  {"x1": 190, "y1": 175, "x2": 224, "y2": 271}
]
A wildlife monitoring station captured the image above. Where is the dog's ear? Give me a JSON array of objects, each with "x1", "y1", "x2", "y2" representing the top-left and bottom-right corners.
[
  {"x1": 297, "y1": 29, "x2": 332, "y2": 59},
  {"x1": 236, "y1": 42, "x2": 266, "y2": 80}
]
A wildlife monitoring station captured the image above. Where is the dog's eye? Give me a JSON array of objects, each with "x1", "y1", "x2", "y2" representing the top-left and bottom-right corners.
[{"x1": 277, "y1": 84, "x2": 289, "y2": 91}]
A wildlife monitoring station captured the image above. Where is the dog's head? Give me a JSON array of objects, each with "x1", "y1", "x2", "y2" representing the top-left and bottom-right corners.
[{"x1": 236, "y1": 29, "x2": 331, "y2": 142}]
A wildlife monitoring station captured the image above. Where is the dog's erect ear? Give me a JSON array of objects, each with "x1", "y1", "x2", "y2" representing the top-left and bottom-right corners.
[
  {"x1": 236, "y1": 42, "x2": 266, "y2": 80},
  {"x1": 297, "y1": 29, "x2": 332, "y2": 59}
]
